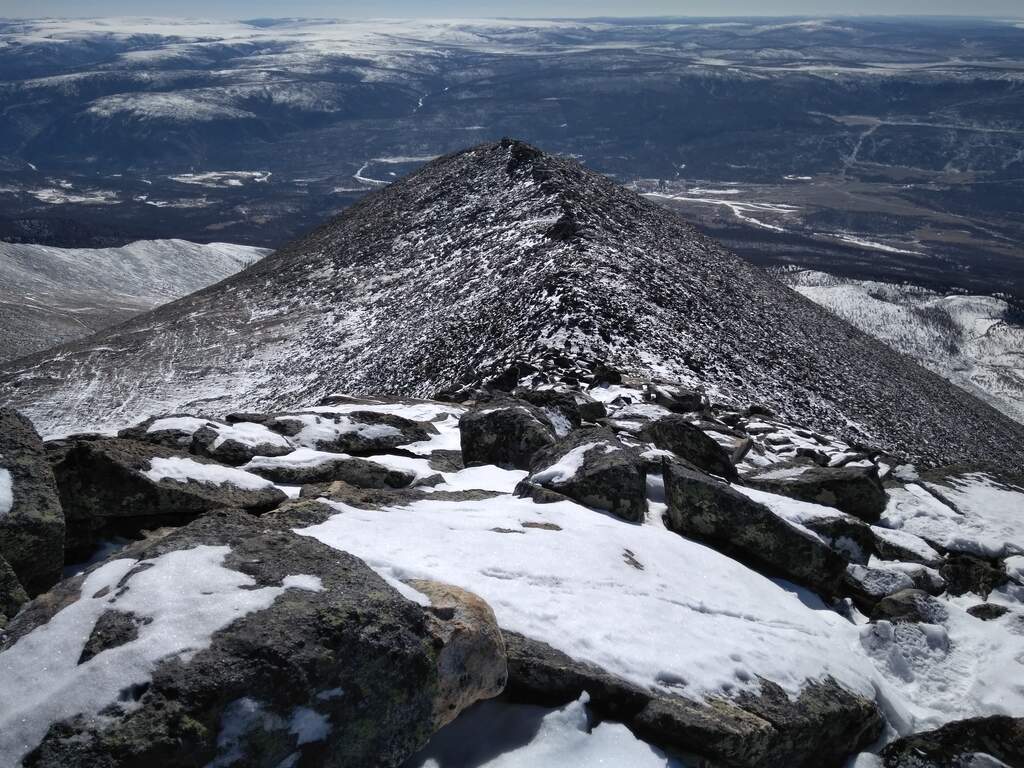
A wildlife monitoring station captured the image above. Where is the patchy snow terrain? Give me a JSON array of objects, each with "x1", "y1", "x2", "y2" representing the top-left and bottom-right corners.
[
  {"x1": 1, "y1": 141, "x2": 1021, "y2": 477},
  {"x1": 0, "y1": 239, "x2": 268, "y2": 362},
  {"x1": 782, "y1": 269, "x2": 1024, "y2": 424},
  {"x1": 0, "y1": 384, "x2": 1022, "y2": 766}
]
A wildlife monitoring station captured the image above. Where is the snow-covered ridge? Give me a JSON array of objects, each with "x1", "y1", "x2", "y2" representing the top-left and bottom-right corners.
[
  {"x1": 0, "y1": 238, "x2": 269, "y2": 363},
  {"x1": 781, "y1": 269, "x2": 1024, "y2": 425},
  {"x1": 1, "y1": 141, "x2": 1022, "y2": 475}
]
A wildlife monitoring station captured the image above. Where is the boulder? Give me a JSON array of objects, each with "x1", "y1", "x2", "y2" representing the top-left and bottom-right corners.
[
  {"x1": 1, "y1": 509, "x2": 505, "y2": 768},
  {"x1": 459, "y1": 399, "x2": 556, "y2": 469},
  {"x1": 0, "y1": 408, "x2": 65, "y2": 594},
  {"x1": 519, "y1": 427, "x2": 646, "y2": 522},
  {"x1": 881, "y1": 715, "x2": 1024, "y2": 767},
  {"x1": 661, "y1": 459, "x2": 847, "y2": 596},
  {"x1": 642, "y1": 381, "x2": 706, "y2": 413},
  {"x1": 869, "y1": 589, "x2": 948, "y2": 624},
  {"x1": 270, "y1": 411, "x2": 434, "y2": 455},
  {"x1": 967, "y1": 603, "x2": 1011, "y2": 621},
  {"x1": 639, "y1": 414, "x2": 737, "y2": 481},
  {"x1": 800, "y1": 514, "x2": 876, "y2": 566},
  {"x1": 0, "y1": 552, "x2": 28, "y2": 627},
  {"x1": 742, "y1": 461, "x2": 887, "y2": 523},
  {"x1": 407, "y1": 579, "x2": 507, "y2": 728},
  {"x1": 940, "y1": 554, "x2": 1008, "y2": 598},
  {"x1": 845, "y1": 564, "x2": 916, "y2": 609},
  {"x1": 243, "y1": 450, "x2": 415, "y2": 488},
  {"x1": 119, "y1": 415, "x2": 295, "y2": 466},
  {"x1": 871, "y1": 526, "x2": 943, "y2": 566},
  {"x1": 51, "y1": 438, "x2": 286, "y2": 557},
  {"x1": 503, "y1": 631, "x2": 881, "y2": 768},
  {"x1": 513, "y1": 389, "x2": 586, "y2": 435}
]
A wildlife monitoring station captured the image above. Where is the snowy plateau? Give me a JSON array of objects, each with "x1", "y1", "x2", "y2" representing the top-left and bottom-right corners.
[{"x1": 0, "y1": 138, "x2": 1022, "y2": 768}]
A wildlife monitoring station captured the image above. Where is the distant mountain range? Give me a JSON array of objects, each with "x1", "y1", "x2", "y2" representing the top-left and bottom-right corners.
[
  {"x1": 0, "y1": 239, "x2": 268, "y2": 362},
  {"x1": 0, "y1": 16, "x2": 1021, "y2": 298}
]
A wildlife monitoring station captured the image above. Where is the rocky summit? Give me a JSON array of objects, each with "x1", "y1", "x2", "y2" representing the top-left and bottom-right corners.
[
  {"x1": 1, "y1": 140, "x2": 1022, "y2": 475},
  {"x1": 0, "y1": 141, "x2": 1023, "y2": 768}
]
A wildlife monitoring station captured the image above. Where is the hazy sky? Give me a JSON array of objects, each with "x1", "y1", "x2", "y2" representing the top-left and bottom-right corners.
[{"x1": 3, "y1": 0, "x2": 1022, "y2": 19}]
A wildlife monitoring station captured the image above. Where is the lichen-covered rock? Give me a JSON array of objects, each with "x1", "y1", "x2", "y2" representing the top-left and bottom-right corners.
[
  {"x1": 519, "y1": 427, "x2": 646, "y2": 522},
  {"x1": 51, "y1": 438, "x2": 285, "y2": 556},
  {"x1": 1, "y1": 509, "x2": 503, "y2": 768},
  {"x1": 743, "y1": 461, "x2": 887, "y2": 523},
  {"x1": 459, "y1": 399, "x2": 556, "y2": 469},
  {"x1": 0, "y1": 408, "x2": 65, "y2": 594},
  {"x1": 869, "y1": 589, "x2": 948, "y2": 624},
  {"x1": 503, "y1": 631, "x2": 881, "y2": 768},
  {"x1": 940, "y1": 554, "x2": 1008, "y2": 598},
  {"x1": 881, "y1": 715, "x2": 1024, "y2": 767},
  {"x1": 0, "y1": 552, "x2": 28, "y2": 626},
  {"x1": 407, "y1": 579, "x2": 507, "y2": 728},
  {"x1": 639, "y1": 413, "x2": 737, "y2": 481},
  {"x1": 661, "y1": 459, "x2": 847, "y2": 596}
]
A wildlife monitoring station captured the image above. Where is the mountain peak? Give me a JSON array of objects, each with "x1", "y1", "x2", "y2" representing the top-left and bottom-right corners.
[{"x1": 2, "y1": 141, "x2": 1022, "y2": 473}]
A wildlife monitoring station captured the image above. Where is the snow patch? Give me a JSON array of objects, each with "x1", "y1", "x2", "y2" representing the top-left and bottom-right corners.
[
  {"x1": 0, "y1": 545, "x2": 314, "y2": 764},
  {"x1": 0, "y1": 468, "x2": 12, "y2": 517},
  {"x1": 297, "y1": 494, "x2": 878, "y2": 701},
  {"x1": 143, "y1": 456, "x2": 275, "y2": 491}
]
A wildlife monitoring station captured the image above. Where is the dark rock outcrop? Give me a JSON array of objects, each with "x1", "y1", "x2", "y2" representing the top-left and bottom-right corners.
[
  {"x1": 869, "y1": 589, "x2": 948, "y2": 624},
  {"x1": 6, "y1": 509, "x2": 505, "y2": 768},
  {"x1": 0, "y1": 408, "x2": 65, "y2": 594},
  {"x1": 459, "y1": 400, "x2": 555, "y2": 470},
  {"x1": 51, "y1": 438, "x2": 285, "y2": 556},
  {"x1": 967, "y1": 603, "x2": 1011, "y2": 621},
  {"x1": 940, "y1": 554, "x2": 1008, "y2": 598},
  {"x1": 503, "y1": 631, "x2": 882, "y2": 768},
  {"x1": 743, "y1": 461, "x2": 887, "y2": 523},
  {"x1": 519, "y1": 427, "x2": 646, "y2": 522},
  {"x1": 639, "y1": 414, "x2": 737, "y2": 481},
  {"x1": 0, "y1": 552, "x2": 28, "y2": 626},
  {"x1": 244, "y1": 454, "x2": 415, "y2": 488},
  {"x1": 661, "y1": 459, "x2": 847, "y2": 596},
  {"x1": 881, "y1": 715, "x2": 1024, "y2": 767}
]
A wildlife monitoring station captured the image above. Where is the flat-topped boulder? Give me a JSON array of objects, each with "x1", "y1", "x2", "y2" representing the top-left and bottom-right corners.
[
  {"x1": 51, "y1": 438, "x2": 286, "y2": 555},
  {"x1": 120, "y1": 415, "x2": 294, "y2": 465},
  {"x1": 742, "y1": 460, "x2": 887, "y2": 523},
  {"x1": 0, "y1": 509, "x2": 506, "y2": 768},
  {"x1": 661, "y1": 459, "x2": 848, "y2": 596},
  {"x1": 503, "y1": 630, "x2": 880, "y2": 768},
  {"x1": 242, "y1": 448, "x2": 417, "y2": 488},
  {"x1": 269, "y1": 411, "x2": 435, "y2": 455}
]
